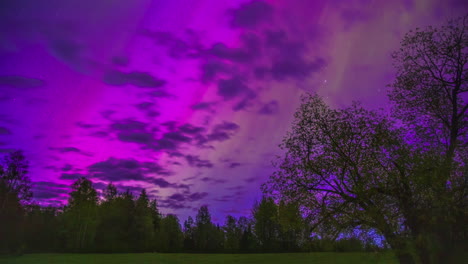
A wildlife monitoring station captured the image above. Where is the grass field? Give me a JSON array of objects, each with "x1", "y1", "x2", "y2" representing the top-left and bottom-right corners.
[{"x1": 0, "y1": 252, "x2": 398, "y2": 264}]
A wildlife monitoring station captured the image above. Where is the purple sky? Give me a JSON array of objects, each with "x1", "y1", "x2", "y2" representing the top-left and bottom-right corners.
[{"x1": 0, "y1": 0, "x2": 466, "y2": 222}]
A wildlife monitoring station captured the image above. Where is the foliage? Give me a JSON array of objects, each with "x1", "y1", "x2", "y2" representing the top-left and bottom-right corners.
[{"x1": 265, "y1": 15, "x2": 468, "y2": 264}]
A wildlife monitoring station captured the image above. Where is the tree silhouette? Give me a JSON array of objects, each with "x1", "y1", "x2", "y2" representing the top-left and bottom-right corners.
[
  {"x1": 265, "y1": 15, "x2": 468, "y2": 264},
  {"x1": 0, "y1": 151, "x2": 31, "y2": 253}
]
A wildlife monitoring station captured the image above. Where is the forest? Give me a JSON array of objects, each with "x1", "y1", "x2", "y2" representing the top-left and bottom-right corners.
[{"x1": 0, "y1": 157, "x2": 380, "y2": 254}]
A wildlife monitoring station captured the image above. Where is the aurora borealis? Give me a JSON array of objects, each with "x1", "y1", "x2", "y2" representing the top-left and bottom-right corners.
[{"x1": 0, "y1": 0, "x2": 466, "y2": 222}]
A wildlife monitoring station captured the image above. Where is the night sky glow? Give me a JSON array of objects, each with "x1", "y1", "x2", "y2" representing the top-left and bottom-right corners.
[{"x1": 0, "y1": 0, "x2": 466, "y2": 222}]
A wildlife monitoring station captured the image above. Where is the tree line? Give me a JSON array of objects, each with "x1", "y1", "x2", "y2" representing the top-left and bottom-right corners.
[{"x1": 0, "y1": 154, "x2": 381, "y2": 254}]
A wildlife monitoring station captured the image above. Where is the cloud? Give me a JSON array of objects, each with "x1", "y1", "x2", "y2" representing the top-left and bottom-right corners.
[
  {"x1": 178, "y1": 124, "x2": 205, "y2": 135},
  {"x1": 85, "y1": 157, "x2": 174, "y2": 189},
  {"x1": 160, "y1": 192, "x2": 209, "y2": 209},
  {"x1": 141, "y1": 30, "x2": 201, "y2": 59},
  {"x1": 200, "y1": 177, "x2": 227, "y2": 184},
  {"x1": 185, "y1": 155, "x2": 214, "y2": 168},
  {"x1": 191, "y1": 102, "x2": 216, "y2": 111},
  {"x1": 245, "y1": 176, "x2": 258, "y2": 183},
  {"x1": 201, "y1": 60, "x2": 229, "y2": 83},
  {"x1": 31, "y1": 181, "x2": 70, "y2": 200},
  {"x1": 340, "y1": 8, "x2": 372, "y2": 29},
  {"x1": 217, "y1": 77, "x2": 251, "y2": 100},
  {"x1": 229, "y1": 1, "x2": 273, "y2": 29},
  {"x1": 0, "y1": 75, "x2": 45, "y2": 89},
  {"x1": 103, "y1": 70, "x2": 166, "y2": 88},
  {"x1": 0, "y1": 127, "x2": 12, "y2": 135},
  {"x1": 60, "y1": 173, "x2": 87, "y2": 180},
  {"x1": 258, "y1": 100, "x2": 279, "y2": 115},
  {"x1": 76, "y1": 122, "x2": 99, "y2": 129},
  {"x1": 271, "y1": 57, "x2": 325, "y2": 81},
  {"x1": 196, "y1": 121, "x2": 240, "y2": 145},
  {"x1": 208, "y1": 43, "x2": 256, "y2": 63},
  {"x1": 32, "y1": 182, "x2": 69, "y2": 199},
  {"x1": 50, "y1": 146, "x2": 91, "y2": 156},
  {"x1": 135, "y1": 102, "x2": 155, "y2": 110},
  {"x1": 111, "y1": 55, "x2": 129, "y2": 66},
  {"x1": 228, "y1": 162, "x2": 242, "y2": 168},
  {"x1": 117, "y1": 132, "x2": 155, "y2": 145},
  {"x1": 61, "y1": 164, "x2": 73, "y2": 171},
  {"x1": 110, "y1": 119, "x2": 148, "y2": 131}
]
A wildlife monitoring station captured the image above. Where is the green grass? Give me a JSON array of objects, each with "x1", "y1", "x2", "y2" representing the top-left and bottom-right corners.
[{"x1": 0, "y1": 252, "x2": 397, "y2": 264}]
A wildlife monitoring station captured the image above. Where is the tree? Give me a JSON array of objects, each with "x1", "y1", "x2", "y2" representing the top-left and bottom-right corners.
[
  {"x1": 103, "y1": 182, "x2": 117, "y2": 202},
  {"x1": 265, "y1": 15, "x2": 468, "y2": 264},
  {"x1": 238, "y1": 216, "x2": 257, "y2": 252},
  {"x1": 277, "y1": 200, "x2": 306, "y2": 251},
  {"x1": 95, "y1": 183, "x2": 131, "y2": 252},
  {"x1": 23, "y1": 205, "x2": 59, "y2": 252},
  {"x1": 389, "y1": 14, "x2": 468, "y2": 263},
  {"x1": 157, "y1": 214, "x2": 183, "y2": 252},
  {"x1": 129, "y1": 189, "x2": 154, "y2": 252},
  {"x1": 62, "y1": 177, "x2": 98, "y2": 251},
  {"x1": 224, "y1": 215, "x2": 241, "y2": 252},
  {"x1": 0, "y1": 151, "x2": 31, "y2": 253},
  {"x1": 253, "y1": 197, "x2": 280, "y2": 252},
  {"x1": 194, "y1": 205, "x2": 223, "y2": 252},
  {"x1": 183, "y1": 216, "x2": 195, "y2": 251}
]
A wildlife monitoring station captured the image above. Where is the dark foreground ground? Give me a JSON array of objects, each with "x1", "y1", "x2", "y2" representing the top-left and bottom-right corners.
[{"x1": 0, "y1": 252, "x2": 397, "y2": 264}]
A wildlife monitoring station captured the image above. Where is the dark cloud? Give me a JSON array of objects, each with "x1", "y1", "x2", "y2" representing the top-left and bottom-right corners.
[
  {"x1": 0, "y1": 148, "x2": 15, "y2": 153},
  {"x1": 163, "y1": 131, "x2": 192, "y2": 143},
  {"x1": 230, "y1": 1, "x2": 273, "y2": 28},
  {"x1": 340, "y1": 8, "x2": 372, "y2": 28},
  {"x1": 201, "y1": 61, "x2": 229, "y2": 83},
  {"x1": 141, "y1": 30, "x2": 201, "y2": 59},
  {"x1": 271, "y1": 57, "x2": 325, "y2": 81},
  {"x1": 200, "y1": 177, "x2": 227, "y2": 184},
  {"x1": 213, "y1": 121, "x2": 240, "y2": 131},
  {"x1": 110, "y1": 119, "x2": 148, "y2": 131},
  {"x1": 245, "y1": 177, "x2": 258, "y2": 183},
  {"x1": 88, "y1": 157, "x2": 171, "y2": 184},
  {"x1": 50, "y1": 146, "x2": 87, "y2": 154},
  {"x1": 0, "y1": 127, "x2": 12, "y2": 135},
  {"x1": 103, "y1": 70, "x2": 166, "y2": 88},
  {"x1": 191, "y1": 102, "x2": 216, "y2": 111},
  {"x1": 135, "y1": 102, "x2": 155, "y2": 110},
  {"x1": 60, "y1": 173, "x2": 87, "y2": 180},
  {"x1": 147, "y1": 90, "x2": 173, "y2": 98},
  {"x1": 157, "y1": 190, "x2": 208, "y2": 210},
  {"x1": 135, "y1": 102, "x2": 160, "y2": 117},
  {"x1": 50, "y1": 38, "x2": 85, "y2": 71},
  {"x1": 111, "y1": 55, "x2": 129, "y2": 66},
  {"x1": 76, "y1": 122, "x2": 99, "y2": 129},
  {"x1": 228, "y1": 162, "x2": 242, "y2": 168},
  {"x1": 166, "y1": 192, "x2": 208, "y2": 203},
  {"x1": 77, "y1": 158, "x2": 182, "y2": 190},
  {"x1": 178, "y1": 124, "x2": 205, "y2": 135},
  {"x1": 185, "y1": 155, "x2": 214, "y2": 168},
  {"x1": 262, "y1": 30, "x2": 326, "y2": 81},
  {"x1": 258, "y1": 100, "x2": 279, "y2": 115},
  {"x1": 217, "y1": 77, "x2": 251, "y2": 100},
  {"x1": 61, "y1": 164, "x2": 73, "y2": 171},
  {"x1": 117, "y1": 132, "x2": 155, "y2": 145},
  {"x1": 198, "y1": 121, "x2": 240, "y2": 144},
  {"x1": 31, "y1": 181, "x2": 70, "y2": 200},
  {"x1": 0, "y1": 75, "x2": 45, "y2": 89},
  {"x1": 233, "y1": 91, "x2": 257, "y2": 111},
  {"x1": 90, "y1": 131, "x2": 109, "y2": 138},
  {"x1": 49, "y1": 146, "x2": 92, "y2": 157}
]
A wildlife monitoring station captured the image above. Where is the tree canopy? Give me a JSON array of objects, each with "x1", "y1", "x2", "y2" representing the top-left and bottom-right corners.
[{"x1": 265, "y1": 15, "x2": 468, "y2": 264}]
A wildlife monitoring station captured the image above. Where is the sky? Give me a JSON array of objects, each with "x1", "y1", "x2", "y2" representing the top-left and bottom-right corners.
[{"x1": 0, "y1": 0, "x2": 466, "y2": 222}]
